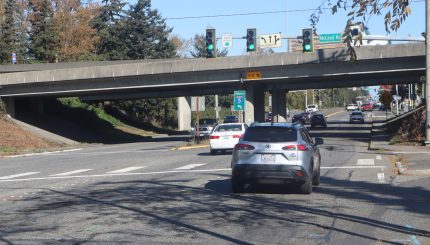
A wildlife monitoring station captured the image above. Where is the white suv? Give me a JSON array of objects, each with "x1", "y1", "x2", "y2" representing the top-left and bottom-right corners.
[{"x1": 306, "y1": 104, "x2": 318, "y2": 113}]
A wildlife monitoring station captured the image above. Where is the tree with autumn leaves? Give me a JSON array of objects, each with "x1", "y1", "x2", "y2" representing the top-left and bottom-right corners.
[{"x1": 0, "y1": 0, "x2": 176, "y2": 64}]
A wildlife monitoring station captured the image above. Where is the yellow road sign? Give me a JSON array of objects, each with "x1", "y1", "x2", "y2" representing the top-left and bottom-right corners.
[{"x1": 246, "y1": 71, "x2": 262, "y2": 80}]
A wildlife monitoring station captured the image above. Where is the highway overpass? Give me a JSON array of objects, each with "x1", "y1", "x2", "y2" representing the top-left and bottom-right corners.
[{"x1": 0, "y1": 43, "x2": 425, "y2": 129}]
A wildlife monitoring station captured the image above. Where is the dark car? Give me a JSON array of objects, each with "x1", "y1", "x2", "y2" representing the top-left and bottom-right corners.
[
  {"x1": 302, "y1": 112, "x2": 315, "y2": 124},
  {"x1": 292, "y1": 113, "x2": 305, "y2": 124},
  {"x1": 224, "y1": 115, "x2": 239, "y2": 123},
  {"x1": 191, "y1": 118, "x2": 218, "y2": 138},
  {"x1": 310, "y1": 113, "x2": 327, "y2": 128}
]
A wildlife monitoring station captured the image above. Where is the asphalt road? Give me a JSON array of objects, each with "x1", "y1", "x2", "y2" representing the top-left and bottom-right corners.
[{"x1": 0, "y1": 111, "x2": 429, "y2": 244}]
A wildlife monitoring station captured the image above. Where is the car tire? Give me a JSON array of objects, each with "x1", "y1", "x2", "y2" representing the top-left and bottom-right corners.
[
  {"x1": 300, "y1": 168, "x2": 313, "y2": 194},
  {"x1": 231, "y1": 178, "x2": 244, "y2": 193},
  {"x1": 312, "y1": 170, "x2": 320, "y2": 186},
  {"x1": 210, "y1": 150, "x2": 217, "y2": 155}
]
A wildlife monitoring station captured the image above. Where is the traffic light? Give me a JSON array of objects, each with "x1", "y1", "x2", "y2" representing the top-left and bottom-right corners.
[
  {"x1": 246, "y1": 28, "x2": 257, "y2": 52},
  {"x1": 206, "y1": 29, "x2": 216, "y2": 58},
  {"x1": 302, "y1": 28, "x2": 314, "y2": 53}
]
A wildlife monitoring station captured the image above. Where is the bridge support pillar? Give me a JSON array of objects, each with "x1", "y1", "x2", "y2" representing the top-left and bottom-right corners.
[
  {"x1": 3, "y1": 97, "x2": 15, "y2": 118},
  {"x1": 177, "y1": 97, "x2": 191, "y2": 131},
  {"x1": 245, "y1": 85, "x2": 265, "y2": 125},
  {"x1": 272, "y1": 89, "x2": 287, "y2": 122}
]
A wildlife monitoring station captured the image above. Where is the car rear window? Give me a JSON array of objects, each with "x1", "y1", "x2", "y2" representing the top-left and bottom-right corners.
[
  {"x1": 352, "y1": 112, "x2": 362, "y2": 116},
  {"x1": 215, "y1": 124, "x2": 242, "y2": 132},
  {"x1": 243, "y1": 126, "x2": 297, "y2": 142}
]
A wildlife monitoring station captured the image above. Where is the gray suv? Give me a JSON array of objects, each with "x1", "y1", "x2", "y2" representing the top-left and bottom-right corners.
[{"x1": 231, "y1": 122, "x2": 323, "y2": 194}]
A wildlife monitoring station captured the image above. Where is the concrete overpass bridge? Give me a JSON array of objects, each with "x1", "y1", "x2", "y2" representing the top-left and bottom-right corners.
[{"x1": 0, "y1": 43, "x2": 425, "y2": 130}]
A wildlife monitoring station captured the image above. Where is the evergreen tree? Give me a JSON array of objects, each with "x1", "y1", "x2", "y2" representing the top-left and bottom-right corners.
[
  {"x1": 124, "y1": 0, "x2": 175, "y2": 59},
  {"x1": 91, "y1": 0, "x2": 128, "y2": 60},
  {"x1": 28, "y1": 0, "x2": 59, "y2": 62},
  {"x1": 0, "y1": 0, "x2": 18, "y2": 64}
]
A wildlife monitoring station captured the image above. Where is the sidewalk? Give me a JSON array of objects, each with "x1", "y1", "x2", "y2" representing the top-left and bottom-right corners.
[{"x1": 369, "y1": 112, "x2": 430, "y2": 176}]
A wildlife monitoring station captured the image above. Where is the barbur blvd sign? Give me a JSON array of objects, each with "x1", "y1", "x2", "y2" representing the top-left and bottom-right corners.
[
  {"x1": 233, "y1": 90, "x2": 246, "y2": 111},
  {"x1": 319, "y1": 33, "x2": 342, "y2": 43}
]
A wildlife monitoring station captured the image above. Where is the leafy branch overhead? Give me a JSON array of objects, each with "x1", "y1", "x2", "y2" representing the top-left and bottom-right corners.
[{"x1": 310, "y1": 0, "x2": 412, "y2": 62}]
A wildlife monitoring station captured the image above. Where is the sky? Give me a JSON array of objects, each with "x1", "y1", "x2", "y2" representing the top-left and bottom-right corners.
[
  {"x1": 127, "y1": 0, "x2": 426, "y2": 99},
  {"x1": 130, "y1": 0, "x2": 428, "y2": 56}
]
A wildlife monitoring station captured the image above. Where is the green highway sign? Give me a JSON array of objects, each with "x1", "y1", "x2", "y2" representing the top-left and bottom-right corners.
[
  {"x1": 233, "y1": 90, "x2": 246, "y2": 111},
  {"x1": 319, "y1": 33, "x2": 342, "y2": 43}
]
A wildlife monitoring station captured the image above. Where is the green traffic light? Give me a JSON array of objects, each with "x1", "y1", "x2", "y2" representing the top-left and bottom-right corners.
[
  {"x1": 304, "y1": 44, "x2": 311, "y2": 51},
  {"x1": 248, "y1": 44, "x2": 255, "y2": 50},
  {"x1": 208, "y1": 44, "x2": 214, "y2": 50}
]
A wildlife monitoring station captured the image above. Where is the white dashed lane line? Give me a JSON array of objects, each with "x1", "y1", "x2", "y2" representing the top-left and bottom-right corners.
[
  {"x1": 175, "y1": 164, "x2": 206, "y2": 170},
  {"x1": 0, "y1": 172, "x2": 40, "y2": 180},
  {"x1": 357, "y1": 159, "x2": 375, "y2": 166},
  {"x1": 107, "y1": 166, "x2": 146, "y2": 174},
  {"x1": 50, "y1": 169, "x2": 93, "y2": 176},
  {"x1": 376, "y1": 155, "x2": 382, "y2": 160}
]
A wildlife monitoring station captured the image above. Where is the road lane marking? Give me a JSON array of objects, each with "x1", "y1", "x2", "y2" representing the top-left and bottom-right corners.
[
  {"x1": 4, "y1": 149, "x2": 82, "y2": 158},
  {"x1": 0, "y1": 168, "x2": 232, "y2": 182},
  {"x1": 0, "y1": 172, "x2": 40, "y2": 180},
  {"x1": 50, "y1": 169, "x2": 93, "y2": 176},
  {"x1": 0, "y1": 166, "x2": 388, "y2": 183},
  {"x1": 377, "y1": 172, "x2": 385, "y2": 183},
  {"x1": 357, "y1": 159, "x2": 375, "y2": 165},
  {"x1": 175, "y1": 164, "x2": 206, "y2": 170},
  {"x1": 107, "y1": 166, "x2": 146, "y2": 174},
  {"x1": 376, "y1": 155, "x2": 382, "y2": 160}
]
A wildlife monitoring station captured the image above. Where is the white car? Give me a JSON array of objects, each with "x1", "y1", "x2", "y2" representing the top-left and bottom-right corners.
[
  {"x1": 346, "y1": 104, "x2": 359, "y2": 111},
  {"x1": 306, "y1": 104, "x2": 318, "y2": 113},
  {"x1": 209, "y1": 123, "x2": 248, "y2": 155}
]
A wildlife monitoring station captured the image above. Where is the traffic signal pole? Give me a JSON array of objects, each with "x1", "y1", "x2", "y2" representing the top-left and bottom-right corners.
[{"x1": 426, "y1": 0, "x2": 430, "y2": 146}]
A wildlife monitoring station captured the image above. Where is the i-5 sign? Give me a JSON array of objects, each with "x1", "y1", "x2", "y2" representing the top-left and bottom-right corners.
[{"x1": 233, "y1": 90, "x2": 246, "y2": 111}]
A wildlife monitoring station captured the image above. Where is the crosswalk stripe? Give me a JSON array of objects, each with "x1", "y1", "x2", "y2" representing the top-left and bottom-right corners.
[
  {"x1": 50, "y1": 169, "x2": 93, "y2": 176},
  {"x1": 0, "y1": 172, "x2": 40, "y2": 180},
  {"x1": 357, "y1": 159, "x2": 375, "y2": 165},
  {"x1": 376, "y1": 155, "x2": 382, "y2": 160},
  {"x1": 175, "y1": 163, "x2": 206, "y2": 170},
  {"x1": 107, "y1": 166, "x2": 145, "y2": 174}
]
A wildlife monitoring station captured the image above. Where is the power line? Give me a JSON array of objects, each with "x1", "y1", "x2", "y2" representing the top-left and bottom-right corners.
[{"x1": 165, "y1": 0, "x2": 424, "y2": 21}]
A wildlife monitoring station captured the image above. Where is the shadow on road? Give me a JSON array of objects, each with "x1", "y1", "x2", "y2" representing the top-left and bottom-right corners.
[{"x1": 2, "y1": 173, "x2": 429, "y2": 244}]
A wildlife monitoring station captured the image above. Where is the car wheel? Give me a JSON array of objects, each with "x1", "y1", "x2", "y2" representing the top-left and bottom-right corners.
[
  {"x1": 210, "y1": 150, "x2": 217, "y2": 155},
  {"x1": 312, "y1": 170, "x2": 320, "y2": 186},
  {"x1": 300, "y1": 168, "x2": 313, "y2": 194},
  {"x1": 231, "y1": 178, "x2": 244, "y2": 193}
]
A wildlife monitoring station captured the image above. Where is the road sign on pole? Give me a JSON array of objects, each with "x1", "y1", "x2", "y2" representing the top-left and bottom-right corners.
[
  {"x1": 319, "y1": 33, "x2": 342, "y2": 43},
  {"x1": 191, "y1": 96, "x2": 205, "y2": 111},
  {"x1": 222, "y1": 34, "x2": 233, "y2": 48},
  {"x1": 233, "y1": 90, "x2": 246, "y2": 111},
  {"x1": 259, "y1": 33, "x2": 282, "y2": 48}
]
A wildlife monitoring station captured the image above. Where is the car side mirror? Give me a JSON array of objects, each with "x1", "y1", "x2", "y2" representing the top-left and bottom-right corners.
[{"x1": 315, "y1": 137, "x2": 324, "y2": 145}]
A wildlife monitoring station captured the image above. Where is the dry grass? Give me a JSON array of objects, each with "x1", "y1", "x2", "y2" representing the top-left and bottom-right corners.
[{"x1": 0, "y1": 115, "x2": 60, "y2": 156}]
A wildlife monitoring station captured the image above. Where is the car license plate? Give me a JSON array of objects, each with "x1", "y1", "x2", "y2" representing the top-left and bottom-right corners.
[
  {"x1": 222, "y1": 136, "x2": 230, "y2": 140},
  {"x1": 261, "y1": 154, "x2": 276, "y2": 164}
]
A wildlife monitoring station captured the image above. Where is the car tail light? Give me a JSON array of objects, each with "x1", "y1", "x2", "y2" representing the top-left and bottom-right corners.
[
  {"x1": 234, "y1": 144, "x2": 255, "y2": 150},
  {"x1": 232, "y1": 134, "x2": 243, "y2": 139},
  {"x1": 295, "y1": 170, "x2": 305, "y2": 177},
  {"x1": 282, "y1": 144, "x2": 308, "y2": 151},
  {"x1": 210, "y1": 135, "x2": 220, "y2": 139}
]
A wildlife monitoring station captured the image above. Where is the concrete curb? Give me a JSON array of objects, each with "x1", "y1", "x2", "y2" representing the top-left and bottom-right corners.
[
  {"x1": 172, "y1": 144, "x2": 209, "y2": 151},
  {"x1": 395, "y1": 161, "x2": 430, "y2": 176}
]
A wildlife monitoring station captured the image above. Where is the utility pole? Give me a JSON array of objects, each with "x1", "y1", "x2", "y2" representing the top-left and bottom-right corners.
[
  {"x1": 426, "y1": 0, "x2": 430, "y2": 146},
  {"x1": 215, "y1": 94, "x2": 219, "y2": 120}
]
